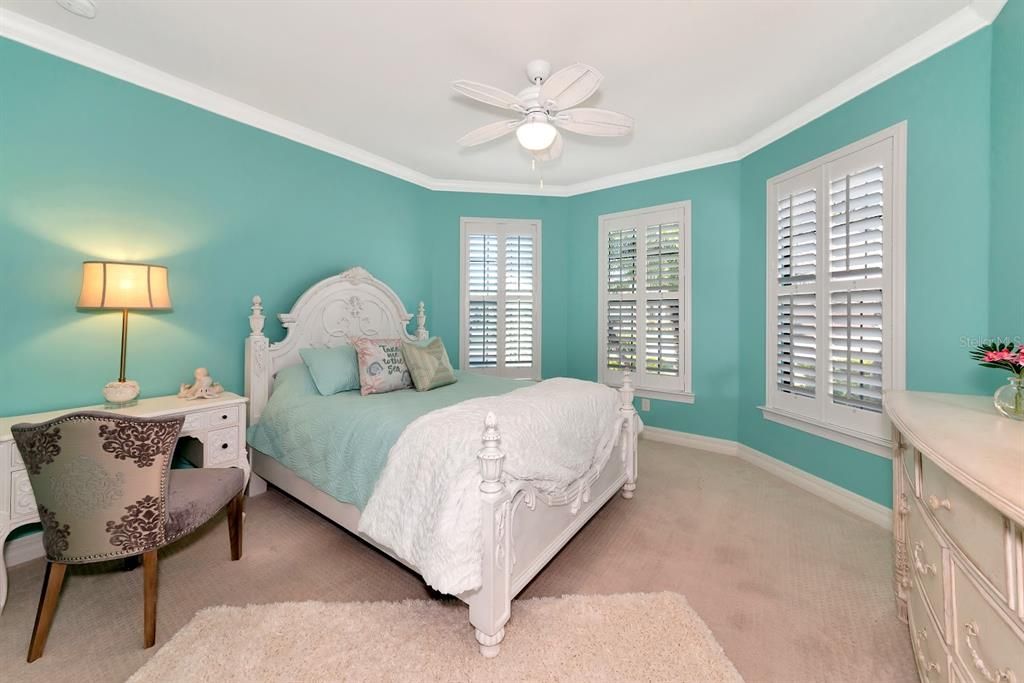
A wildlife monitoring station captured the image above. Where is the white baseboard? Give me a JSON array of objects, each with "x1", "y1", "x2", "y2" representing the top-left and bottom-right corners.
[
  {"x1": 642, "y1": 428, "x2": 891, "y2": 530},
  {"x1": 4, "y1": 532, "x2": 44, "y2": 568},
  {"x1": 641, "y1": 426, "x2": 739, "y2": 456}
]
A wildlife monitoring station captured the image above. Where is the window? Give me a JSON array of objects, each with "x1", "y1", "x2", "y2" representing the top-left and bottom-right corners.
[
  {"x1": 460, "y1": 218, "x2": 541, "y2": 379},
  {"x1": 763, "y1": 123, "x2": 906, "y2": 456},
  {"x1": 598, "y1": 202, "x2": 692, "y2": 402}
]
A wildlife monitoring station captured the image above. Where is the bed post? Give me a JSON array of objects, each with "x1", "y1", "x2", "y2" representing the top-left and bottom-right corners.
[
  {"x1": 470, "y1": 412, "x2": 512, "y2": 658},
  {"x1": 245, "y1": 295, "x2": 271, "y2": 426},
  {"x1": 619, "y1": 371, "x2": 639, "y2": 499},
  {"x1": 415, "y1": 301, "x2": 428, "y2": 340}
]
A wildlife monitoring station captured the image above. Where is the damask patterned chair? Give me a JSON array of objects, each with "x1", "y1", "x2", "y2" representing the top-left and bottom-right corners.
[{"x1": 11, "y1": 411, "x2": 246, "y2": 662}]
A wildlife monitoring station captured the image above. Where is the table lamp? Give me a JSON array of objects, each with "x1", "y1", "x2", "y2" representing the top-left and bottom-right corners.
[{"x1": 77, "y1": 261, "x2": 172, "y2": 405}]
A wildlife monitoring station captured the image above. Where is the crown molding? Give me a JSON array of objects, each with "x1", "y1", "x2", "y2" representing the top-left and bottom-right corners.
[{"x1": 0, "y1": 1, "x2": 1004, "y2": 198}]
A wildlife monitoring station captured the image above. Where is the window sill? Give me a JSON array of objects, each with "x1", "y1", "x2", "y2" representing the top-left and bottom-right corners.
[
  {"x1": 758, "y1": 405, "x2": 892, "y2": 459},
  {"x1": 636, "y1": 389, "x2": 695, "y2": 405}
]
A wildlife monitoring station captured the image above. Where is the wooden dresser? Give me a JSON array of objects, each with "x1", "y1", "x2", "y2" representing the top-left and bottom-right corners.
[{"x1": 887, "y1": 391, "x2": 1024, "y2": 683}]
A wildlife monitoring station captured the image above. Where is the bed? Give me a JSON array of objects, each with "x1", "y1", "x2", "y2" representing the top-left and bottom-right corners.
[{"x1": 243, "y1": 266, "x2": 639, "y2": 656}]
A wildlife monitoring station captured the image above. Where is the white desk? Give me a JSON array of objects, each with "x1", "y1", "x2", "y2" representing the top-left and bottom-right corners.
[{"x1": 0, "y1": 392, "x2": 250, "y2": 612}]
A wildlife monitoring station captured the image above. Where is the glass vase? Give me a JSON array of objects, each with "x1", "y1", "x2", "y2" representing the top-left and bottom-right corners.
[{"x1": 994, "y1": 376, "x2": 1024, "y2": 421}]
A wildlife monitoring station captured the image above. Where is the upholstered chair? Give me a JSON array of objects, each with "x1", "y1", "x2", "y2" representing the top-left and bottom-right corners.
[{"x1": 11, "y1": 411, "x2": 246, "y2": 662}]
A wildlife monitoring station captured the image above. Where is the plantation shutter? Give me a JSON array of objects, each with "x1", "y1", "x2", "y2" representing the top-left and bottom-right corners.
[
  {"x1": 461, "y1": 220, "x2": 540, "y2": 379},
  {"x1": 644, "y1": 222, "x2": 681, "y2": 378},
  {"x1": 766, "y1": 129, "x2": 900, "y2": 443},
  {"x1": 504, "y1": 234, "x2": 535, "y2": 368},
  {"x1": 600, "y1": 203, "x2": 690, "y2": 396},
  {"x1": 606, "y1": 227, "x2": 638, "y2": 372},
  {"x1": 827, "y1": 163, "x2": 886, "y2": 413},
  {"x1": 773, "y1": 176, "x2": 818, "y2": 410},
  {"x1": 466, "y1": 233, "x2": 498, "y2": 368}
]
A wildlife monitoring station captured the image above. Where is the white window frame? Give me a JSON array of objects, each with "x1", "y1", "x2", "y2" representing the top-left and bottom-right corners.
[
  {"x1": 761, "y1": 123, "x2": 907, "y2": 459},
  {"x1": 597, "y1": 201, "x2": 694, "y2": 404},
  {"x1": 459, "y1": 217, "x2": 542, "y2": 380}
]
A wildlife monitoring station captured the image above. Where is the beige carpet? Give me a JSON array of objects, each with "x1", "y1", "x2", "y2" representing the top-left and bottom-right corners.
[
  {"x1": 128, "y1": 593, "x2": 743, "y2": 682},
  {"x1": 0, "y1": 440, "x2": 916, "y2": 682}
]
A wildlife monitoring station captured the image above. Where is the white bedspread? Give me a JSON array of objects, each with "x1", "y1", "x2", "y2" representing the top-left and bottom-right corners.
[{"x1": 358, "y1": 377, "x2": 625, "y2": 595}]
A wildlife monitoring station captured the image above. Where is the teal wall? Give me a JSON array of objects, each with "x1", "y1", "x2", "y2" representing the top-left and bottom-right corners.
[
  {"x1": 564, "y1": 163, "x2": 743, "y2": 441},
  {"x1": 737, "y1": 27, "x2": 996, "y2": 507},
  {"x1": 0, "y1": 38, "x2": 432, "y2": 416},
  {"x1": 989, "y1": 0, "x2": 1024, "y2": 336},
  {"x1": 1, "y1": 6, "x2": 1017, "y2": 510}
]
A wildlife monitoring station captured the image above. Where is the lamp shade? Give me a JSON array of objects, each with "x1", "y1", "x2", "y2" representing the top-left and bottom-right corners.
[{"x1": 77, "y1": 261, "x2": 172, "y2": 310}]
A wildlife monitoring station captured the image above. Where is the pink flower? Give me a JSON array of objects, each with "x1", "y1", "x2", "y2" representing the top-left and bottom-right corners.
[
  {"x1": 1016, "y1": 351, "x2": 1024, "y2": 367},
  {"x1": 984, "y1": 349, "x2": 1014, "y2": 362}
]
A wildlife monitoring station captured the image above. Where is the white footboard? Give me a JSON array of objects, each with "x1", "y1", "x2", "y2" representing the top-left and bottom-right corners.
[{"x1": 464, "y1": 374, "x2": 640, "y2": 657}]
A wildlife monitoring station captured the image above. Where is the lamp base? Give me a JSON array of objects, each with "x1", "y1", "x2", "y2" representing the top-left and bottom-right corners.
[{"x1": 103, "y1": 380, "x2": 139, "y2": 406}]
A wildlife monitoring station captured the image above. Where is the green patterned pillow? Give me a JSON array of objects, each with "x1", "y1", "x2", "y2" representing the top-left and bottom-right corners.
[{"x1": 401, "y1": 338, "x2": 457, "y2": 391}]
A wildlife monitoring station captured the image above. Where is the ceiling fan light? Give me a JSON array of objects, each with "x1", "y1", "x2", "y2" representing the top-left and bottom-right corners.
[{"x1": 516, "y1": 121, "x2": 557, "y2": 151}]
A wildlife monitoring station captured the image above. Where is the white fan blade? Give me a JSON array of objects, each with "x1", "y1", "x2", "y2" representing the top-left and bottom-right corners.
[
  {"x1": 456, "y1": 119, "x2": 520, "y2": 147},
  {"x1": 539, "y1": 63, "x2": 603, "y2": 111},
  {"x1": 532, "y1": 130, "x2": 563, "y2": 162},
  {"x1": 555, "y1": 108, "x2": 633, "y2": 137},
  {"x1": 452, "y1": 80, "x2": 527, "y2": 112}
]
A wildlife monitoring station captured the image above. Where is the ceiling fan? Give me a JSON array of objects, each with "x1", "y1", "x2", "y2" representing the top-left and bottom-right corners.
[{"x1": 453, "y1": 59, "x2": 634, "y2": 162}]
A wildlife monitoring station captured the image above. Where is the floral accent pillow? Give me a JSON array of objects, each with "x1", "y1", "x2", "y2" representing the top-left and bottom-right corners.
[{"x1": 353, "y1": 338, "x2": 413, "y2": 396}]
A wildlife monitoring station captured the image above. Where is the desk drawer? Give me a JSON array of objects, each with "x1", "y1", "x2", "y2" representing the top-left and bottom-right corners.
[
  {"x1": 951, "y1": 561, "x2": 1023, "y2": 683},
  {"x1": 10, "y1": 469, "x2": 37, "y2": 520},
  {"x1": 206, "y1": 426, "x2": 239, "y2": 466},
  {"x1": 921, "y1": 458, "x2": 1011, "y2": 602},
  {"x1": 207, "y1": 405, "x2": 240, "y2": 428},
  {"x1": 5, "y1": 441, "x2": 25, "y2": 471}
]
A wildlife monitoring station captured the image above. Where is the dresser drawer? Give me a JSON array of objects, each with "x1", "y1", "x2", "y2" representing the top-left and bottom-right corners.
[
  {"x1": 921, "y1": 458, "x2": 1010, "y2": 601},
  {"x1": 909, "y1": 496, "x2": 950, "y2": 636},
  {"x1": 951, "y1": 561, "x2": 1024, "y2": 683},
  {"x1": 205, "y1": 426, "x2": 239, "y2": 466},
  {"x1": 10, "y1": 468, "x2": 37, "y2": 520},
  {"x1": 910, "y1": 575, "x2": 952, "y2": 682}
]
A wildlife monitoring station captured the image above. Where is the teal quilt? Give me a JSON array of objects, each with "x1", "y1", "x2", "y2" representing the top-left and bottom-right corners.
[{"x1": 247, "y1": 364, "x2": 523, "y2": 510}]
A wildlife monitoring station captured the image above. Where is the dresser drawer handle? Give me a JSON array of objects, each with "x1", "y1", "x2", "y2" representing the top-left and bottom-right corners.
[
  {"x1": 912, "y1": 542, "x2": 937, "y2": 576},
  {"x1": 221, "y1": 443, "x2": 229, "y2": 450},
  {"x1": 965, "y1": 622, "x2": 1018, "y2": 683},
  {"x1": 927, "y1": 495, "x2": 951, "y2": 512},
  {"x1": 221, "y1": 414, "x2": 229, "y2": 420}
]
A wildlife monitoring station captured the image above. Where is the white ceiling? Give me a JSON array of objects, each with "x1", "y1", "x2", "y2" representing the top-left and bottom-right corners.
[{"x1": 1, "y1": 1, "x2": 1001, "y2": 192}]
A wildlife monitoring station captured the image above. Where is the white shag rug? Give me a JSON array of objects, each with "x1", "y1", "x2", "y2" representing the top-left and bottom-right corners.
[{"x1": 130, "y1": 592, "x2": 743, "y2": 682}]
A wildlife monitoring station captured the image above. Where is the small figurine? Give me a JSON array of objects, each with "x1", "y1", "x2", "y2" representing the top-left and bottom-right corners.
[{"x1": 178, "y1": 367, "x2": 224, "y2": 400}]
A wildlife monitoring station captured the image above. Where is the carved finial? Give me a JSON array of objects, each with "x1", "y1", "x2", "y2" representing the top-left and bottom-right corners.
[
  {"x1": 478, "y1": 411, "x2": 505, "y2": 494},
  {"x1": 619, "y1": 371, "x2": 636, "y2": 412},
  {"x1": 249, "y1": 295, "x2": 266, "y2": 337},
  {"x1": 415, "y1": 301, "x2": 428, "y2": 340}
]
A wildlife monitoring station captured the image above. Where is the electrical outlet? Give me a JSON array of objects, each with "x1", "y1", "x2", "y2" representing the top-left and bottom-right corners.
[{"x1": 640, "y1": 398, "x2": 650, "y2": 412}]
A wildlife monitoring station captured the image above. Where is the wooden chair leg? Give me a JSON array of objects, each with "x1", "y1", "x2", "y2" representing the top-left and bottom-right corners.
[
  {"x1": 142, "y1": 550, "x2": 158, "y2": 648},
  {"x1": 227, "y1": 491, "x2": 244, "y2": 561},
  {"x1": 27, "y1": 561, "x2": 67, "y2": 663}
]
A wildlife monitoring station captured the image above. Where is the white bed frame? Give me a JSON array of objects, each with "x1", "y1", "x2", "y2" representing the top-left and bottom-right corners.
[{"x1": 243, "y1": 266, "x2": 639, "y2": 657}]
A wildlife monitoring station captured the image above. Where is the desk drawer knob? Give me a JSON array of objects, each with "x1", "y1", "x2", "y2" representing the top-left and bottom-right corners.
[
  {"x1": 221, "y1": 443, "x2": 229, "y2": 450},
  {"x1": 927, "y1": 495, "x2": 951, "y2": 512}
]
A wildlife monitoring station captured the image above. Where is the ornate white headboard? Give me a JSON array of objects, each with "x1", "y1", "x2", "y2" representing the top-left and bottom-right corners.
[{"x1": 244, "y1": 266, "x2": 427, "y2": 422}]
